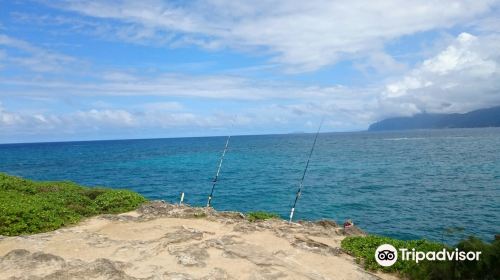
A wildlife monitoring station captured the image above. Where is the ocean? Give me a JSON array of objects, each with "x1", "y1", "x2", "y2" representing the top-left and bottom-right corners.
[{"x1": 1, "y1": 128, "x2": 499, "y2": 244}]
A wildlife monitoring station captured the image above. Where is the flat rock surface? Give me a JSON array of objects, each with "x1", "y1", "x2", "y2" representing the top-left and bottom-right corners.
[{"x1": 0, "y1": 201, "x2": 398, "y2": 280}]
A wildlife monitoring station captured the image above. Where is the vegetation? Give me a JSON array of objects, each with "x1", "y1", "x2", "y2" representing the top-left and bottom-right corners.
[
  {"x1": 193, "y1": 211, "x2": 207, "y2": 218},
  {"x1": 368, "y1": 105, "x2": 500, "y2": 131},
  {"x1": 341, "y1": 235, "x2": 500, "y2": 280},
  {"x1": 246, "y1": 211, "x2": 280, "y2": 222},
  {"x1": 0, "y1": 173, "x2": 146, "y2": 236}
]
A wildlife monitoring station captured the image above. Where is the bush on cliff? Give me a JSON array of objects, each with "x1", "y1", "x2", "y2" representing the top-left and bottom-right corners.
[
  {"x1": 341, "y1": 235, "x2": 500, "y2": 280},
  {"x1": 0, "y1": 173, "x2": 146, "y2": 236},
  {"x1": 247, "y1": 211, "x2": 280, "y2": 222}
]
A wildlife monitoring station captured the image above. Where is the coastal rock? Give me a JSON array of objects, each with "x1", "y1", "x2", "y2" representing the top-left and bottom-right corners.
[
  {"x1": 291, "y1": 236, "x2": 342, "y2": 255},
  {"x1": 248, "y1": 267, "x2": 288, "y2": 280},
  {"x1": 164, "y1": 268, "x2": 231, "y2": 280},
  {"x1": 0, "y1": 250, "x2": 146, "y2": 280},
  {"x1": 342, "y1": 225, "x2": 366, "y2": 236},
  {"x1": 164, "y1": 272, "x2": 195, "y2": 280},
  {"x1": 313, "y1": 220, "x2": 338, "y2": 229},
  {"x1": 200, "y1": 268, "x2": 232, "y2": 280},
  {"x1": 138, "y1": 201, "x2": 211, "y2": 219},
  {"x1": 207, "y1": 235, "x2": 283, "y2": 266},
  {"x1": 0, "y1": 202, "x2": 396, "y2": 280},
  {"x1": 168, "y1": 243, "x2": 210, "y2": 267},
  {"x1": 160, "y1": 227, "x2": 205, "y2": 245}
]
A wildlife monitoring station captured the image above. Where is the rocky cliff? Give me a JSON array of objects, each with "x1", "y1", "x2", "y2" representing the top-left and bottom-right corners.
[{"x1": 0, "y1": 201, "x2": 396, "y2": 280}]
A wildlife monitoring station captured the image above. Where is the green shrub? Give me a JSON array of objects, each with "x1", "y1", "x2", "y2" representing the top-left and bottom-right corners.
[
  {"x1": 193, "y1": 211, "x2": 207, "y2": 218},
  {"x1": 341, "y1": 235, "x2": 500, "y2": 280},
  {"x1": 247, "y1": 211, "x2": 280, "y2": 222},
  {"x1": 452, "y1": 236, "x2": 500, "y2": 280},
  {"x1": 0, "y1": 173, "x2": 146, "y2": 236},
  {"x1": 80, "y1": 188, "x2": 107, "y2": 200},
  {"x1": 94, "y1": 190, "x2": 146, "y2": 213}
]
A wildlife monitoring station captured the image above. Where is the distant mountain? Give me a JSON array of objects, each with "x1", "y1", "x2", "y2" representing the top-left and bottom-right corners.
[{"x1": 368, "y1": 106, "x2": 500, "y2": 131}]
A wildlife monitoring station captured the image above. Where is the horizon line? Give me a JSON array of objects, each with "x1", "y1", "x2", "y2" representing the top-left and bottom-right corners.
[{"x1": 0, "y1": 129, "x2": 370, "y2": 146}]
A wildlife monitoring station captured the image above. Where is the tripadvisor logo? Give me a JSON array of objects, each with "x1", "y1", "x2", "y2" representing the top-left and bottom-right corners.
[
  {"x1": 375, "y1": 244, "x2": 398, "y2": 266},
  {"x1": 375, "y1": 244, "x2": 482, "y2": 267}
]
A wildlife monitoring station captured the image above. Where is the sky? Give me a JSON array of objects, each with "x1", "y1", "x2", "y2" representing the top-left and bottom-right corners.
[{"x1": 1, "y1": 0, "x2": 500, "y2": 143}]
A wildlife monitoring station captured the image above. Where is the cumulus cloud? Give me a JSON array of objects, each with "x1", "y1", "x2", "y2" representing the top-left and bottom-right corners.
[
  {"x1": 0, "y1": 83, "x2": 378, "y2": 142},
  {"x1": 47, "y1": 0, "x2": 497, "y2": 72},
  {"x1": 2, "y1": 31, "x2": 500, "y2": 139},
  {"x1": 0, "y1": 102, "x2": 24, "y2": 126},
  {"x1": 0, "y1": 105, "x2": 241, "y2": 141},
  {"x1": 380, "y1": 32, "x2": 500, "y2": 117},
  {"x1": 2, "y1": 0, "x2": 500, "y2": 144}
]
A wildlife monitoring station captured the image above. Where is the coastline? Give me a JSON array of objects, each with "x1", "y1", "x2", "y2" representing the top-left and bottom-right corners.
[
  {"x1": 1, "y1": 174, "x2": 498, "y2": 279},
  {"x1": 0, "y1": 201, "x2": 396, "y2": 280},
  {"x1": 2, "y1": 129, "x2": 498, "y2": 243}
]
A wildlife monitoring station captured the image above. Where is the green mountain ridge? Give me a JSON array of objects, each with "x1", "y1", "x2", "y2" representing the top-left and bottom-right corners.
[{"x1": 369, "y1": 106, "x2": 500, "y2": 131}]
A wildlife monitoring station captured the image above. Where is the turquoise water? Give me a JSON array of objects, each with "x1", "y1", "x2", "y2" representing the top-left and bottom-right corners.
[{"x1": 1, "y1": 128, "x2": 499, "y2": 243}]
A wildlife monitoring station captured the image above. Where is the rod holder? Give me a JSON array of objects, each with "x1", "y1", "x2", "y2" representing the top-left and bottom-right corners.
[
  {"x1": 179, "y1": 192, "x2": 184, "y2": 205},
  {"x1": 289, "y1": 207, "x2": 295, "y2": 223}
]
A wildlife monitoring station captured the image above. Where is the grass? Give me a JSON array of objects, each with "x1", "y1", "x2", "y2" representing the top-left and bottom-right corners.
[
  {"x1": 193, "y1": 211, "x2": 207, "y2": 218},
  {"x1": 0, "y1": 173, "x2": 146, "y2": 236},
  {"x1": 246, "y1": 211, "x2": 280, "y2": 222},
  {"x1": 341, "y1": 235, "x2": 500, "y2": 280},
  {"x1": 341, "y1": 235, "x2": 443, "y2": 275}
]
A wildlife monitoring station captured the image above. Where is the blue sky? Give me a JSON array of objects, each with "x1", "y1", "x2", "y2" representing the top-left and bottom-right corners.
[{"x1": 1, "y1": 0, "x2": 500, "y2": 143}]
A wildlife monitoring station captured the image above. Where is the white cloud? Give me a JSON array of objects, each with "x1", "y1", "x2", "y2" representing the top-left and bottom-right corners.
[
  {"x1": 381, "y1": 32, "x2": 500, "y2": 116},
  {"x1": 421, "y1": 33, "x2": 495, "y2": 75},
  {"x1": 0, "y1": 105, "x2": 234, "y2": 139},
  {"x1": 0, "y1": 87, "x2": 378, "y2": 141},
  {"x1": 73, "y1": 109, "x2": 136, "y2": 127},
  {"x1": 3, "y1": 32, "x2": 500, "y2": 135},
  {"x1": 0, "y1": 102, "x2": 24, "y2": 126},
  {"x1": 354, "y1": 52, "x2": 408, "y2": 76},
  {"x1": 48, "y1": 0, "x2": 498, "y2": 72},
  {"x1": 2, "y1": 30, "x2": 500, "y2": 142},
  {"x1": 101, "y1": 71, "x2": 140, "y2": 82},
  {"x1": 140, "y1": 102, "x2": 184, "y2": 111},
  {"x1": 468, "y1": 14, "x2": 500, "y2": 32},
  {"x1": 0, "y1": 34, "x2": 76, "y2": 72},
  {"x1": 0, "y1": 73, "x2": 343, "y2": 101}
]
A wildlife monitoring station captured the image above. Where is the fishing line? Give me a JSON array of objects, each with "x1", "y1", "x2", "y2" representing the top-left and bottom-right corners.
[
  {"x1": 206, "y1": 116, "x2": 236, "y2": 208},
  {"x1": 206, "y1": 135, "x2": 231, "y2": 208},
  {"x1": 289, "y1": 118, "x2": 324, "y2": 223}
]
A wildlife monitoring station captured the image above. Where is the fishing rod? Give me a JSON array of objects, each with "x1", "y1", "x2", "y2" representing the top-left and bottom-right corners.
[
  {"x1": 206, "y1": 135, "x2": 231, "y2": 207},
  {"x1": 289, "y1": 118, "x2": 324, "y2": 223}
]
